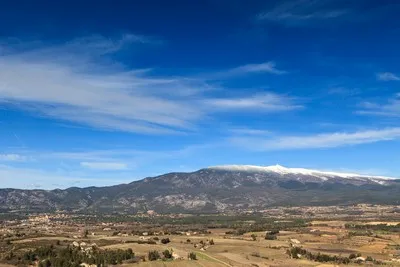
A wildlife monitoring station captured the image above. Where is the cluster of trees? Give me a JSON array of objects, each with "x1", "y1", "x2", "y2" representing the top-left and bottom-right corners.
[
  {"x1": 287, "y1": 247, "x2": 382, "y2": 265},
  {"x1": 147, "y1": 249, "x2": 173, "y2": 261},
  {"x1": 225, "y1": 229, "x2": 247, "y2": 236},
  {"x1": 265, "y1": 230, "x2": 279, "y2": 240},
  {"x1": 287, "y1": 247, "x2": 351, "y2": 264},
  {"x1": 147, "y1": 249, "x2": 196, "y2": 261},
  {"x1": 19, "y1": 245, "x2": 135, "y2": 266}
]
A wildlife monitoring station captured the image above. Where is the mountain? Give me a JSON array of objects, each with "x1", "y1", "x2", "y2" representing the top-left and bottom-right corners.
[{"x1": 0, "y1": 165, "x2": 399, "y2": 213}]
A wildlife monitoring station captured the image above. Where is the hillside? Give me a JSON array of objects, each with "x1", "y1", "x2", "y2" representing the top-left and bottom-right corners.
[{"x1": 0, "y1": 165, "x2": 399, "y2": 213}]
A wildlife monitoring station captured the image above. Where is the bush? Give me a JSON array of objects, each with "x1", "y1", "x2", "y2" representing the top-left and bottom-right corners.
[
  {"x1": 266, "y1": 230, "x2": 279, "y2": 235},
  {"x1": 161, "y1": 238, "x2": 170, "y2": 244},
  {"x1": 163, "y1": 250, "x2": 172, "y2": 259},
  {"x1": 251, "y1": 234, "x2": 257, "y2": 241},
  {"x1": 148, "y1": 250, "x2": 160, "y2": 261},
  {"x1": 188, "y1": 252, "x2": 197, "y2": 260},
  {"x1": 265, "y1": 234, "x2": 277, "y2": 240}
]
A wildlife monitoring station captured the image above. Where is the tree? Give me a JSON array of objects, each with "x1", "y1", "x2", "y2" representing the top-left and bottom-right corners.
[
  {"x1": 148, "y1": 250, "x2": 160, "y2": 261},
  {"x1": 161, "y1": 238, "x2": 170, "y2": 244},
  {"x1": 188, "y1": 252, "x2": 197, "y2": 260},
  {"x1": 366, "y1": 256, "x2": 373, "y2": 261},
  {"x1": 163, "y1": 250, "x2": 172, "y2": 259},
  {"x1": 349, "y1": 253, "x2": 357, "y2": 259}
]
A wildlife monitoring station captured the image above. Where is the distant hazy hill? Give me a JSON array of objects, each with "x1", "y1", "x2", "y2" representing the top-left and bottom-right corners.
[{"x1": 1, "y1": 165, "x2": 399, "y2": 213}]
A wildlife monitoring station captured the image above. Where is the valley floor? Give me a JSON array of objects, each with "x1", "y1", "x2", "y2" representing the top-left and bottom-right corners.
[{"x1": 1, "y1": 206, "x2": 400, "y2": 266}]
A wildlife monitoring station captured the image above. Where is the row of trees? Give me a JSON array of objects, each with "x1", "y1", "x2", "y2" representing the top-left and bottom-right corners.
[
  {"x1": 225, "y1": 220, "x2": 307, "y2": 236},
  {"x1": 287, "y1": 247, "x2": 351, "y2": 264},
  {"x1": 147, "y1": 250, "x2": 197, "y2": 261},
  {"x1": 287, "y1": 247, "x2": 382, "y2": 265},
  {"x1": 345, "y1": 223, "x2": 400, "y2": 232}
]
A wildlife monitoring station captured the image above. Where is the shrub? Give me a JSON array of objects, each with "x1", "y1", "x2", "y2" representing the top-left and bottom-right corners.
[
  {"x1": 251, "y1": 234, "x2": 257, "y2": 241},
  {"x1": 163, "y1": 249, "x2": 172, "y2": 259},
  {"x1": 188, "y1": 252, "x2": 197, "y2": 260},
  {"x1": 266, "y1": 230, "x2": 280, "y2": 235},
  {"x1": 161, "y1": 238, "x2": 170, "y2": 244},
  {"x1": 148, "y1": 250, "x2": 160, "y2": 261},
  {"x1": 265, "y1": 234, "x2": 277, "y2": 240}
]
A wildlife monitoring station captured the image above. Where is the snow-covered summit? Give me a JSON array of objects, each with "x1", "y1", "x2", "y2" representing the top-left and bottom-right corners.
[{"x1": 208, "y1": 164, "x2": 397, "y2": 181}]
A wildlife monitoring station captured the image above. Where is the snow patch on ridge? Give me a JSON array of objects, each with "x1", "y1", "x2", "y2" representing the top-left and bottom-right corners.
[{"x1": 208, "y1": 164, "x2": 397, "y2": 182}]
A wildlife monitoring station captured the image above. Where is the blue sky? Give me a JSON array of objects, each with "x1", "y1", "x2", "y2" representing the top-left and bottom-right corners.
[{"x1": 1, "y1": 0, "x2": 400, "y2": 189}]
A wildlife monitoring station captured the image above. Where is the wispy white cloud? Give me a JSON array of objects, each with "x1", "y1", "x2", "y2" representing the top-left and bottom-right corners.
[
  {"x1": 80, "y1": 161, "x2": 129, "y2": 170},
  {"x1": 0, "y1": 143, "x2": 218, "y2": 189},
  {"x1": 0, "y1": 164, "x2": 131, "y2": 189},
  {"x1": 206, "y1": 62, "x2": 286, "y2": 80},
  {"x1": 227, "y1": 61, "x2": 286, "y2": 75},
  {"x1": 206, "y1": 93, "x2": 302, "y2": 111},
  {"x1": 0, "y1": 36, "x2": 299, "y2": 134},
  {"x1": 229, "y1": 128, "x2": 271, "y2": 136},
  {"x1": 376, "y1": 72, "x2": 400, "y2": 81},
  {"x1": 229, "y1": 128, "x2": 400, "y2": 150},
  {"x1": 0, "y1": 153, "x2": 27, "y2": 161},
  {"x1": 357, "y1": 94, "x2": 400, "y2": 117},
  {"x1": 257, "y1": 0, "x2": 347, "y2": 24},
  {"x1": 0, "y1": 36, "x2": 206, "y2": 134}
]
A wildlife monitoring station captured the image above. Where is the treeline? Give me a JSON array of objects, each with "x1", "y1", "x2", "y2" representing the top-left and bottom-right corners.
[
  {"x1": 345, "y1": 223, "x2": 400, "y2": 232},
  {"x1": 287, "y1": 247, "x2": 383, "y2": 265},
  {"x1": 84, "y1": 214, "x2": 309, "y2": 229},
  {"x1": 225, "y1": 220, "x2": 307, "y2": 235},
  {"x1": 287, "y1": 247, "x2": 350, "y2": 264},
  {"x1": 16, "y1": 245, "x2": 136, "y2": 266}
]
